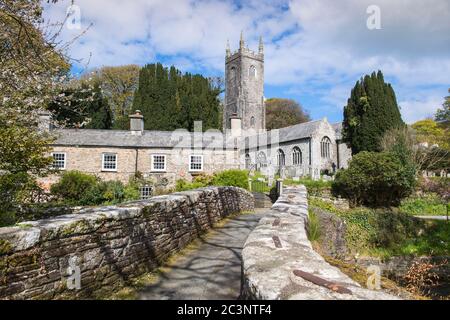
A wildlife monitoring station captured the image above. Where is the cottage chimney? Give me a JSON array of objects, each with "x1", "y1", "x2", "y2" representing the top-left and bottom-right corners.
[
  {"x1": 129, "y1": 110, "x2": 144, "y2": 135},
  {"x1": 230, "y1": 113, "x2": 242, "y2": 138},
  {"x1": 38, "y1": 110, "x2": 53, "y2": 132}
]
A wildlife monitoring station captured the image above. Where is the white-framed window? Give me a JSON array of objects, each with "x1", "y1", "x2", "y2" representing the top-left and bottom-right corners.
[
  {"x1": 151, "y1": 155, "x2": 167, "y2": 172},
  {"x1": 189, "y1": 155, "x2": 204, "y2": 172},
  {"x1": 140, "y1": 185, "x2": 153, "y2": 200},
  {"x1": 52, "y1": 153, "x2": 66, "y2": 170},
  {"x1": 102, "y1": 153, "x2": 117, "y2": 172}
]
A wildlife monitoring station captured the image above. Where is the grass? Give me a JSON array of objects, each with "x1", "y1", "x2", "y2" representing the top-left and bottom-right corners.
[
  {"x1": 400, "y1": 194, "x2": 448, "y2": 216},
  {"x1": 284, "y1": 178, "x2": 332, "y2": 196},
  {"x1": 307, "y1": 209, "x2": 321, "y2": 242},
  {"x1": 309, "y1": 197, "x2": 450, "y2": 259}
]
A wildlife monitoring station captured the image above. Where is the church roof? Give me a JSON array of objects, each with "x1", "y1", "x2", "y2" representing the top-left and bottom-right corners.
[
  {"x1": 277, "y1": 120, "x2": 323, "y2": 143},
  {"x1": 52, "y1": 129, "x2": 236, "y2": 149},
  {"x1": 332, "y1": 122, "x2": 344, "y2": 140}
]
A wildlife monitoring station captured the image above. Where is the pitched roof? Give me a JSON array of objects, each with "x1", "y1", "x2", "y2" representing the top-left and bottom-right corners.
[
  {"x1": 277, "y1": 120, "x2": 323, "y2": 143},
  {"x1": 332, "y1": 122, "x2": 343, "y2": 140},
  {"x1": 52, "y1": 129, "x2": 236, "y2": 149}
]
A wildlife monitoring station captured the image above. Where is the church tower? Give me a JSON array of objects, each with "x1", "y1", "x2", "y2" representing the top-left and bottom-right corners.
[{"x1": 224, "y1": 33, "x2": 265, "y2": 133}]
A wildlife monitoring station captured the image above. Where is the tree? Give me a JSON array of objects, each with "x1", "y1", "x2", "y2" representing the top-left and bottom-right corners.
[
  {"x1": 84, "y1": 65, "x2": 140, "y2": 129},
  {"x1": 343, "y1": 71, "x2": 405, "y2": 154},
  {"x1": 265, "y1": 98, "x2": 311, "y2": 130},
  {"x1": 48, "y1": 81, "x2": 113, "y2": 129},
  {"x1": 332, "y1": 151, "x2": 416, "y2": 207},
  {"x1": 0, "y1": 0, "x2": 77, "y2": 224},
  {"x1": 412, "y1": 119, "x2": 449, "y2": 151},
  {"x1": 132, "y1": 63, "x2": 222, "y2": 131},
  {"x1": 435, "y1": 88, "x2": 450, "y2": 123},
  {"x1": 410, "y1": 119, "x2": 449, "y2": 173}
]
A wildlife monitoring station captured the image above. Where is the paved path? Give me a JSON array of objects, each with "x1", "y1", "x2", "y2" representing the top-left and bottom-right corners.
[{"x1": 138, "y1": 210, "x2": 267, "y2": 300}]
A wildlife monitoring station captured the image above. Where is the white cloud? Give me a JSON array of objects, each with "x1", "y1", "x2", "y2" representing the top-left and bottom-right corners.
[{"x1": 43, "y1": 0, "x2": 450, "y2": 123}]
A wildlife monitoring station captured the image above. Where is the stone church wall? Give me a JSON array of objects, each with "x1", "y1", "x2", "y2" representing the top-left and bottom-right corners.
[{"x1": 0, "y1": 187, "x2": 254, "y2": 300}]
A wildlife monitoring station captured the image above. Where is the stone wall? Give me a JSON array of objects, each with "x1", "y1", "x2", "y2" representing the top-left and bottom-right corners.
[
  {"x1": 241, "y1": 186, "x2": 400, "y2": 300},
  {"x1": 0, "y1": 187, "x2": 254, "y2": 300}
]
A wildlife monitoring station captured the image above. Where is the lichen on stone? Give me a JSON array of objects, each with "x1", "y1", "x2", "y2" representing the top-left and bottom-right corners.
[{"x1": 0, "y1": 239, "x2": 12, "y2": 256}]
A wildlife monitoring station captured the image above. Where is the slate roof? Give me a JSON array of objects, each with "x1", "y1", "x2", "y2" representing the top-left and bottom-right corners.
[
  {"x1": 277, "y1": 120, "x2": 323, "y2": 143},
  {"x1": 52, "y1": 129, "x2": 236, "y2": 149},
  {"x1": 332, "y1": 123, "x2": 343, "y2": 140},
  {"x1": 52, "y1": 120, "x2": 344, "y2": 149}
]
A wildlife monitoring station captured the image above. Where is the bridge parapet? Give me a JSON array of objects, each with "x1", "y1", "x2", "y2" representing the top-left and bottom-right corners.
[{"x1": 241, "y1": 185, "x2": 401, "y2": 300}]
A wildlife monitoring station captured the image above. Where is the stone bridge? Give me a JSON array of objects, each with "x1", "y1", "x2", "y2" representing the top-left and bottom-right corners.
[{"x1": 0, "y1": 185, "x2": 400, "y2": 300}]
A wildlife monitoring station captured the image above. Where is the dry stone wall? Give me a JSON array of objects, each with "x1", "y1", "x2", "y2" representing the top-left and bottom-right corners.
[
  {"x1": 241, "y1": 185, "x2": 401, "y2": 300},
  {"x1": 0, "y1": 187, "x2": 254, "y2": 300}
]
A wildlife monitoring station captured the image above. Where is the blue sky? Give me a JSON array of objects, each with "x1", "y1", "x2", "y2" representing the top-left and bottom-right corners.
[{"x1": 44, "y1": 0, "x2": 450, "y2": 124}]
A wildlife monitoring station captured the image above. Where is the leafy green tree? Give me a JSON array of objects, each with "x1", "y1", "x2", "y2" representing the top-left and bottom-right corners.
[
  {"x1": 0, "y1": 0, "x2": 69, "y2": 225},
  {"x1": 343, "y1": 71, "x2": 405, "y2": 154},
  {"x1": 412, "y1": 119, "x2": 449, "y2": 151},
  {"x1": 133, "y1": 63, "x2": 222, "y2": 131},
  {"x1": 84, "y1": 65, "x2": 140, "y2": 129},
  {"x1": 48, "y1": 81, "x2": 113, "y2": 129},
  {"x1": 332, "y1": 151, "x2": 416, "y2": 207},
  {"x1": 265, "y1": 98, "x2": 311, "y2": 130},
  {"x1": 435, "y1": 88, "x2": 450, "y2": 123}
]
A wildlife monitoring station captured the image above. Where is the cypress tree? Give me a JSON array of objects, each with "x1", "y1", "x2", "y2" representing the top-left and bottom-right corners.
[
  {"x1": 343, "y1": 70, "x2": 404, "y2": 154},
  {"x1": 132, "y1": 63, "x2": 221, "y2": 131}
]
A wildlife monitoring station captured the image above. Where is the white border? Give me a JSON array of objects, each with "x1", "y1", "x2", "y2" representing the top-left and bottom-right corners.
[
  {"x1": 51, "y1": 152, "x2": 67, "y2": 170},
  {"x1": 189, "y1": 155, "x2": 204, "y2": 172},
  {"x1": 102, "y1": 153, "x2": 118, "y2": 172},
  {"x1": 151, "y1": 154, "x2": 167, "y2": 172}
]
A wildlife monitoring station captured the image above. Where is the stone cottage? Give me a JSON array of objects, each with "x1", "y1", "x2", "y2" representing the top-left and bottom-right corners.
[{"x1": 40, "y1": 35, "x2": 352, "y2": 189}]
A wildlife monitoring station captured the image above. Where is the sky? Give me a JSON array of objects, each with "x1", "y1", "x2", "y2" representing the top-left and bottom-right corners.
[{"x1": 43, "y1": 0, "x2": 450, "y2": 124}]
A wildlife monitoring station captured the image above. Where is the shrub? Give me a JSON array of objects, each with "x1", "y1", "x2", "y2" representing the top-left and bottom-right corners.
[
  {"x1": 332, "y1": 152, "x2": 416, "y2": 207},
  {"x1": 80, "y1": 180, "x2": 126, "y2": 206},
  {"x1": 176, "y1": 170, "x2": 250, "y2": 192},
  {"x1": 418, "y1": 177, "x2": 450, "y2": 200},
  {"x1": 175, "y1": 179, "x2": 208, "y2": 192},
  {"x1": 212, "y1": 170, "x2": 249, "y2": 190},
  {"x1": 50, "y1": 171, "x2": 98, "y2": 204}
]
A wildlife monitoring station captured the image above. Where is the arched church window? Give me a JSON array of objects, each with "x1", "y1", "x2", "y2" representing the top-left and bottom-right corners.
[
  {"x1": 277, "y1": 149, "x2": 286, "y2": 167},
  {"x1": 249, "y1": 65, "x2": 257, "y2": 79},
  {"x1": 250, "y1": 116, "x2": 255, "y2": 128},
  {"x1": 321, "y1": 137, "x2": 332, "y2": 159},
  {"x1": 257, "y1": 151, "x2": 267, "y2": 168},
  {"x1": 293, "y1": 147, "x2": 302, "y2": 166},
  {"x1": 245, "y1": 154, "x2": 251, "y2": 170}
]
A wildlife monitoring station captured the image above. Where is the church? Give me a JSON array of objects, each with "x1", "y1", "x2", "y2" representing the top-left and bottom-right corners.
[{"x1": 40, "y1": 35, "x2": 352, "y2": 188}]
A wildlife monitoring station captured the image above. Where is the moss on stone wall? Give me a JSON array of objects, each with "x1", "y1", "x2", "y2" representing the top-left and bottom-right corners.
[{"x1": 0, "y1": 239, "x2": 12, "y2": 256}]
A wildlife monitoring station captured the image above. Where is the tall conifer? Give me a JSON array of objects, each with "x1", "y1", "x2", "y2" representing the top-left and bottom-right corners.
[{"x1": 343, "y1": 71, "x2": 404, "y2": 154}]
